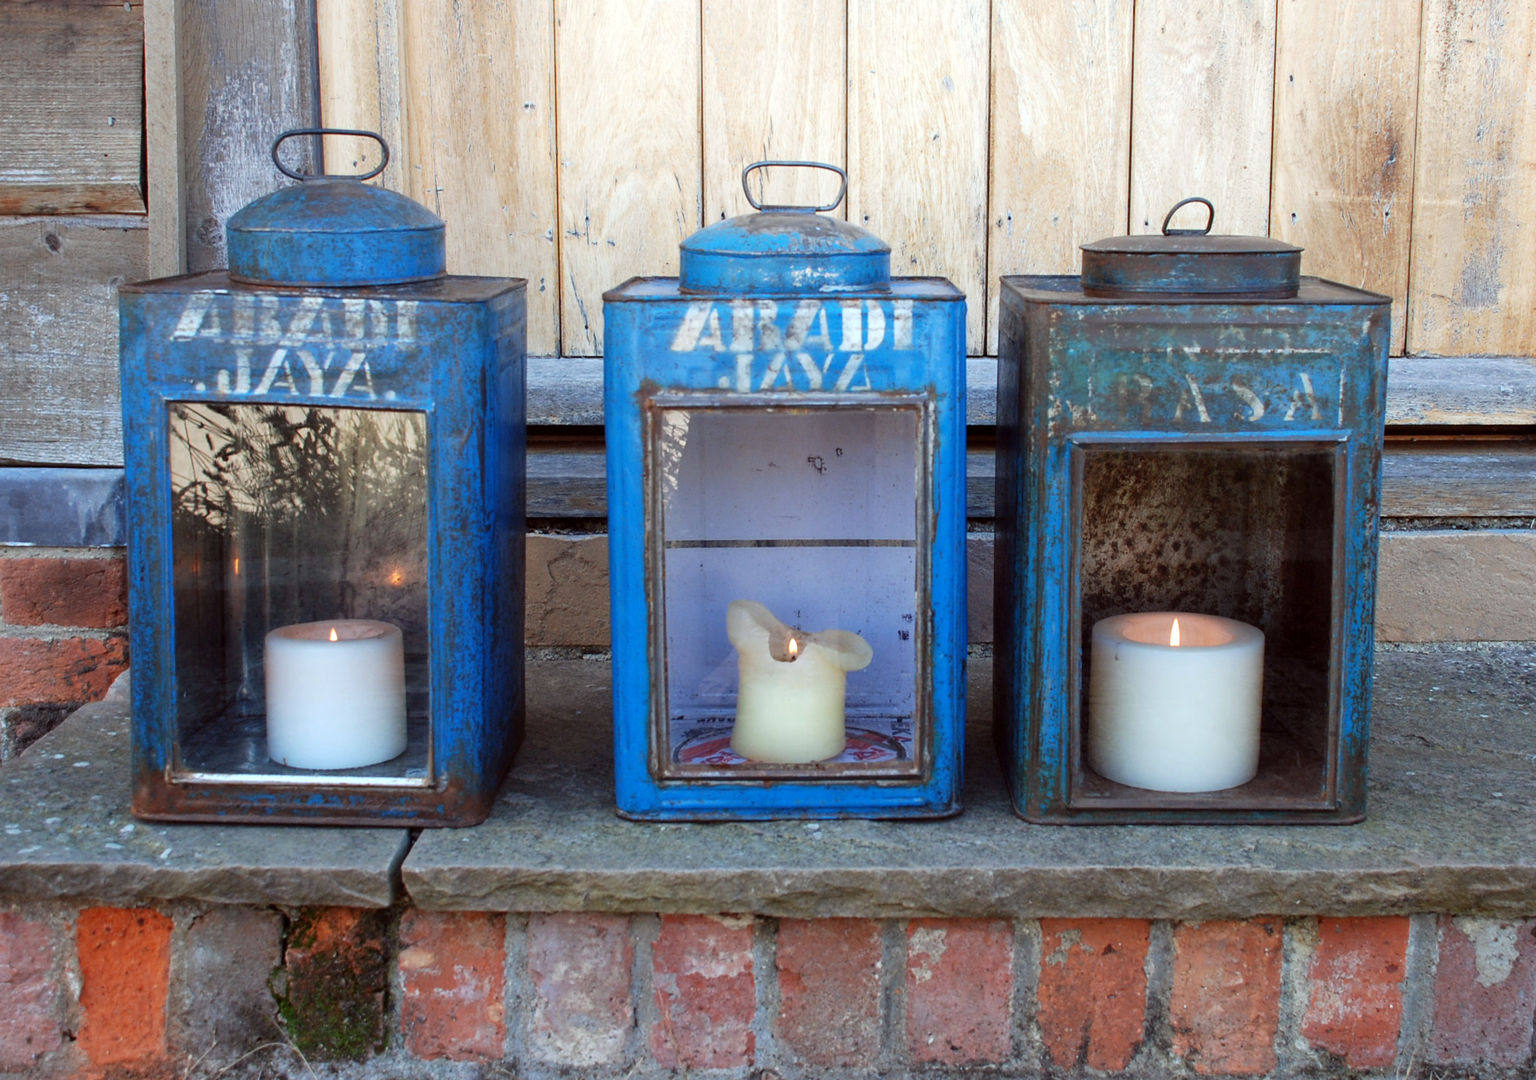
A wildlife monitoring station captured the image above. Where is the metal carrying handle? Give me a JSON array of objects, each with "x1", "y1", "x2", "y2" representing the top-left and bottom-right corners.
[
  {"x1": 742, "y1": 160, "x2": 847, "y2": 213},
  {"x1": 1161, "y1": 196, "x2": 1215, "y2": 236},
  {"x1": 271, "y1": 128, "x2": 390, "y2": 182}
]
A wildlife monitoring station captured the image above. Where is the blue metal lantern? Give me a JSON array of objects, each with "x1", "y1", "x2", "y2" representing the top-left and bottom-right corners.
[
  {"x1": 604, "y1": 161, "x2": 966, "y2": 820},
  {"x1": 118, "y1": 130, "x2": 526, "y2": 825},
  {"x1": 995, "y1": 198, "x2": 1390, "y2": 823}
]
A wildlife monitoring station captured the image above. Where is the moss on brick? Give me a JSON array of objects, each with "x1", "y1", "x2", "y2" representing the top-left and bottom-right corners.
[{"x1": 270, "y1": 908, "x2": 389, "y2": 1062}]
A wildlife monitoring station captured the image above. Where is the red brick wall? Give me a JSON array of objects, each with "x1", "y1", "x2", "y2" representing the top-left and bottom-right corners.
[
  {"x1": 0, "y1": 903, "x2": 1532, "y2": 1078},
  {"x1": 0, "y1": 549, "x2": 129, "y2": 760}
]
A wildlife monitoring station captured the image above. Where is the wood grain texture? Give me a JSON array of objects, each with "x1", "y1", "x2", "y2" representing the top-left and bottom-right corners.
[
  {"x1": 987, "y1": 0, "x2": 1132, "y2": 352},
  {"x1": 1381, "y1": 444, "x2": 1536, "y2": 518},
  {"x1": 555, "y1": 0, "x2": 700, "y2": 356},
  {"x1": 1272, "y1": 0, "x2": 1419, "y2": 356},
  {"x1": 0, "y1": 1, "x2": 145, "y2": 215},
  {"x1": 1386, "y1": 356, "x2": 1536, "y2": 427},
  {"x1": 315, "y1": 0, "x2": 401, "y2": 187},
  {"x1": 146, "y1": 0, "x2": 185, "y2": 275},
  {"x1": 177, "y1": 0, "x2": 320, "y2": 272},
  {"x1": 1409, "y1": 0, "x2": 1536, "y2": 356},
  {"x1": 848, "y1": 0, "x2": 991, "y2": 354},
  {"x1": 396, "y1": 0, "x2": 560, "y2": 354},
  {"x1": 701, "y1": 0, "x2": 845, "y2": 223},
  {"x1": 0, "y1": 218, "x2": 148, "y2": 466},
  {"x1": 1130, "y1": 0, "x2": 1276, "y2": 236}
]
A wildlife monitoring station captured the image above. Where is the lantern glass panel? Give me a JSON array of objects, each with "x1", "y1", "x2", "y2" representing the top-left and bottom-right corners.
[
  {"x1": 1071, "y1": 440, "x2": 1342, "y2": 806},
  {"x1": 167, "y1": 401, "x2": 432, "y2": 783},
  {"x1": 648, "y1": 401, "x2": 926, "y2": 779}
]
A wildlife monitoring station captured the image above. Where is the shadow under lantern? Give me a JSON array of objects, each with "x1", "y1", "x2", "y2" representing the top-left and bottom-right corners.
[
  {"x1": 994, "y1": 198, "x2": 1391, "y2": 824},
  {"x1": 603, "y1": 162, "x2": 967, "y2": 820},
  {"x1": 118, "y1": 130, "x2": 526, "y2": 825}
]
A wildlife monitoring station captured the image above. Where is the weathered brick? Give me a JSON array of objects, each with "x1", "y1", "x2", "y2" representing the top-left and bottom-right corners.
[
  {"x1": 1037, "y1": 918, "x2": 1148, "y2": 1071},
  {"x1": 906, "y1": 917, "x2": 1013, "y2": 1065},
  {"x1": 1170, "y1": 919, "x2": 1282, "y2": 1075},
  {"x1": 275, "y1": 908, "x2": 387, "y2": 1062},
  {"x1": 0, "y1": 556, "x2": 127, "y2": 629},
  {"x1": 398, "y1": 910, "x2": 506, "y2": 1061},
  {"x1": 1302, "y1": 916, "x2": 1409, "y2": 1068},
  {"x1": 169, "y1": 907, "x2": 284, "y2": 1064},
  {"x1": 0, "y1": 635, "x2": 128, "y2": 708},
  {"x1": 77, "y1": 906, "x2": 172, "y2": 1066},
  {"x1": 650, "y1": 914, "x2": 754, "y2": 1069},
  {"x1": 0, "y1": 911, "x2": 62, "y2": 1070},
  {"x1": 776, "y1": 918, "x2": 881, "y2": 1066},
  {"x1": 528, "y1": 912, "x2": 634, "y2": 1067},
  {"x1": 1430, "y1": 916, "x2": 1536, "y2": 1068},
  {"x1": 0, "y1": 704, "x2": 71, "y2": 760}
]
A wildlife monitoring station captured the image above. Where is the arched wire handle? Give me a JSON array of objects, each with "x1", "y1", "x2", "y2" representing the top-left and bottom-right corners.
[
  {"x1": 1162, "y1": 196, "x2": 1215, "y2": 236},
  {"x1": 271, "y1": 128, "x2": 390, "y2": 182},
  {"x1": 742, "y1": 160, "x2": 847, "y2": 213}
]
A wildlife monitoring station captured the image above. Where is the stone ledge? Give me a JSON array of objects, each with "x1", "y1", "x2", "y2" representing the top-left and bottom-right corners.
[
  {"x1": 403, "y1": 645, "x2": 1536, "y2": 919},
  {"x1": 0, "y1": 645, "x2": 1530, "y2": 918},
  {"x1": 0, "y1": 678, "x2": 409, "y2": 908}
]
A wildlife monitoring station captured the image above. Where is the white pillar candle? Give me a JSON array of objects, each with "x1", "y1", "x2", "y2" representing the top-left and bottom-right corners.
[
  {"x1": 726, "y1": 599, "x2": 873, "y2": 764},
  {"x1": 1087, "y1": 611, "x2": 1264, "y2": 793},
  {"x1": 264, "y1": 618, "x2": 407, "y2": 770}
]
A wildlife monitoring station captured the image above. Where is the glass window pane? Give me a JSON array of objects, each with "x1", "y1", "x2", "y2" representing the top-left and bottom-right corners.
[
  {"x1": 167, "y1": 402, "x2": 431, "y2": 783},
  {"x1": 652, "y1": 404, "x2": 925, "y2": 778}
]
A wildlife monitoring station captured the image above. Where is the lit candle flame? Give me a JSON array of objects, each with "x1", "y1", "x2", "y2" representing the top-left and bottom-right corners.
[
  {"x1": 1170, "y1": 618, "x2": 1181, "y2": 647},
  {"x1": 788, "y1": 636, "x2": 799, "y2": 660},
  {"x1": 232, "y1": 557, "x2": 240, "y2": 576},
  {"x1": 388, "y1": 568, "x2": 404, "y2": 587},
  {"x1": 329, "y1": 627, "x2": 339, "y2": 642}
]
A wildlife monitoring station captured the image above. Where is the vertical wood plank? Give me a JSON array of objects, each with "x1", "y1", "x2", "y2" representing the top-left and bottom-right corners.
[
  {"x1": 849, "y1": 0, "x2": 991, "y2": 355},
  {"x1": 1409, "y1": 0, "x2": 1536, "y2": 356},
  {"x1": 701, "y1": 0, "x2": 845, "y2": 223},
  {"x1": 397, "y1": 1, "x2": 560, "y2": 354},
  {"x1": 987, "y1": 0, "x2": 1133, "y2": 353},
  {"x1": 315, "y1": 0, "x2": 401, "y2": 186},
  {"x1": 1272, "y1": 0, "x2": 1419, "y2": 356},
  {"x1": 146, "y1": 0, "x2": 186, "y2": 275},
  {"x1": 555, "y1": 0, "x2": 701, "y2": 356},
  {"x1": 1130, "y1": 0, "x2": 1276, "y2": 237},
  {"x1": 177, "y1": 0, "x2": 321, "y2": 271}
]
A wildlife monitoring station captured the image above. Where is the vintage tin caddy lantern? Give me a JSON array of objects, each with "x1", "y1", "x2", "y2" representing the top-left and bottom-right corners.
[
  {"x1": 604, "y1": 161, "x2": 966, "y2": 820},
  {"x1": 118, "y1": 130, "x2": 526, "y2": 825},
  {"x1": 994, "y1": 198, "x2": 1390, "y2": 824}
]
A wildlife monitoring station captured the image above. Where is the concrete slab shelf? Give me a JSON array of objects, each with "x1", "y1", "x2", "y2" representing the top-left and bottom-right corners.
[
  {"x1": 0, "y1": 645, "x2": 1530, "y2": 918},
  {"x1": 0, "y1": 680, "x2": 410, "y2": 908}
]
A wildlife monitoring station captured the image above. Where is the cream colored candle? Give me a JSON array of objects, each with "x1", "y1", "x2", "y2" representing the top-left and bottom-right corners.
[
  {"x1": 264, "y1": 618, "x2": 407, "y2": 770},
  {"x1": 1087, "y1": 611, "x2": 1264, "y2": 792},
  {"x1": 726, "y1": 600, "x2": 873, "y2": 764}
]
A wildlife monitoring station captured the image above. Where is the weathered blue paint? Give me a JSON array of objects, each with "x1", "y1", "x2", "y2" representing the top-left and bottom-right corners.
[
  {"x1": 119, "y1": 168, "x2": 524, "y2": 826},
  {"x1": 603, "y1": 180, "x2": 966, "y2": 820},
  {"x1": 994, "y1": 271, "x2": 1390, "y2": 824}
]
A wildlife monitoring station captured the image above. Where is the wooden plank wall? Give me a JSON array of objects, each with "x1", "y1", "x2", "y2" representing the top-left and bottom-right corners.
[{"x1": 317, "y1": 0, "x2": 1535, "y2": 361}]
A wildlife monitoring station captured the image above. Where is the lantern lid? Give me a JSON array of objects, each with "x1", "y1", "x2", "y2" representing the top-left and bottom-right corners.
[
  {"x1": 680, "y1": 161, "x2": 891, "y2": 293},
  {"x1": 1081, "y1": 197, "x2": 1302, "y2": 297},
  {"x1": 226, "y1": 129, "x2": 446, "y2": 287}
]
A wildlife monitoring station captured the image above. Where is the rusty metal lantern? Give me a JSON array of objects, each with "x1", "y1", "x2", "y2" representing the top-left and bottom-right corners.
[
  {"x1": 994, "y1": 198, "x2": 1391, "y2": 823},
  {"x1": 603, "y1": 161, "x2": 967, "y2": 820},
  {"x1": 119, "y1": 130, "x2": 526, "y2": 825}
]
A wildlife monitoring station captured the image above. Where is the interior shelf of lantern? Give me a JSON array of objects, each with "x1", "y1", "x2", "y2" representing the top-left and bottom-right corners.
[
  {"x1": 651, "y1": 403, "x2": 927, "y2": 779},
  {"x1": 1070, "y1": 441, "x2": 1340, "y2": 810}
]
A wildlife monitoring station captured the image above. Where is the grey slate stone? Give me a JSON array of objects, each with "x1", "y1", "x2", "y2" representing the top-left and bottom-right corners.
[
  {"x1": 0, "y1": 684, "x2": 410, "y2": 907},
  {"x1": 403, "y1": 645, "x2": 1536, "y2": 919}
]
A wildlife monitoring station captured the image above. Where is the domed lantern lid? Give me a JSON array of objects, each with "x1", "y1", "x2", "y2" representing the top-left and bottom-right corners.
[
  {"x1": 680, "y1": 161, "x2": 890, "y2": 294},
  {"x1": 1080, "y1": 197, "x2": 1302, "y2": 298},
  {"x1": 226, "y1": 129, "x2": 446, "y2": 288}
]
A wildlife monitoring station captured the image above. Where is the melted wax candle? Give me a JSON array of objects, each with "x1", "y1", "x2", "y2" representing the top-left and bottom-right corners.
[{"x1": 726, "y1": 599, "x2": 873, "y2": 764}]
